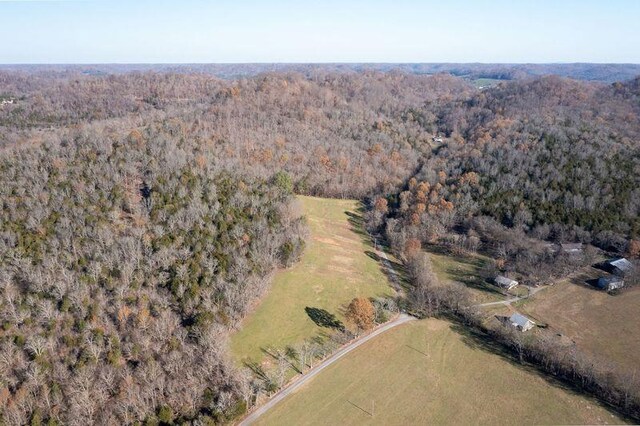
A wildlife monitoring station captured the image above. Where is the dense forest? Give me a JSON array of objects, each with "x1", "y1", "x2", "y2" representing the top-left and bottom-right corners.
[
  {"x1": 381, "y1": 76, "x2": 640, "y2": 250},
  {"x1": 1, "y1": 68, "x2": 639, "y2": 424},
  {"x1": 2, "y1": 62, "x2": 640, "y2": 82}
]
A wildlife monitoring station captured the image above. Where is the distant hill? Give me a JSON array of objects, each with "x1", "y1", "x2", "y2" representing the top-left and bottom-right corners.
[{"x1": 1, "y1": 62, "x2": 639, "y2": 83}]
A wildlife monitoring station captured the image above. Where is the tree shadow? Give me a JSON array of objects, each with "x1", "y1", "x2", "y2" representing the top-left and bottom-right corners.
[
  {"x1": 425, "y1": 244, "x2": 503, "y2": 296},
  {"x1": 449, "y1": 321, "x2": 633, "y2": 422},
  {"x1": 243, "y1": 360, "x2": 270, "y2": 382},
  {"x1": 344, "y1": 209, "x2": 374, "y2": 246},
  {"x1": 365, "y1": 250, "x2": 410, "y2": 292},
  {"x1": 260, "y1": 346, "x2": 303, "y2": 374},
  {"x1": 305, "y1": 307, "x2": 345, "y2": 331},
  {"x1": 345, "y1": 204, "x2": 409, "y2": 293}
]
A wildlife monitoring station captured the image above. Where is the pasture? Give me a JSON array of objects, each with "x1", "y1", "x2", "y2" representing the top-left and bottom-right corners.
[
  {"x1": 231, "y1": 196, "x2": 394, "y2": 363},
  {"x1": 519, "y1": 272, "x2": 640, "y2": 372},
  {"x1": 255, "y1": 319, "x2": 624, "y2": 425}
]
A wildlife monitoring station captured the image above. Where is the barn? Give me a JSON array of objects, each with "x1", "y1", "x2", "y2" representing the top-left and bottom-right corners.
[
  {"x1": 605, "y1": 258, "x2": 633, "y2": 276},
  {"x1": 494, "y1": 275, "x2": 518, "y2": 290},
  {"x1": 508, "y1": 313, "x2": 535, "y2": 332},
  {"x1": 596, "y1": 276, "x2": 625, "y2": 291}
]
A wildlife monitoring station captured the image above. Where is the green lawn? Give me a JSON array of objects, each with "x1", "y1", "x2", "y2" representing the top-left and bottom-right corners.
[
  {"x1": 426, "y1": 248, "x2": 502, "y2": 303},
  {"x1": 230, "y1": 196, "x2": 393, "y2": 363},
  {"x1": 256, "y1": 319, "x2": 624, "y2": 425}
]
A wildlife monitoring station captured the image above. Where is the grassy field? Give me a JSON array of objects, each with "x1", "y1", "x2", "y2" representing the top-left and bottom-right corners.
[
  {"x1": 230, "y1": 196, "x2": 393, "y2": 363},
  {"x1": 471, "y1": 77, "x2": 504, "y2": 88},
  {"x1": 426, "y1": 248, "x2": 502, "y2": 303},
  {"x1": 519, "y1": 270, "x2": 640, "y2": 372},
  {"x1": 256, "y1": 319, "x2": 623, "y2": 425}
]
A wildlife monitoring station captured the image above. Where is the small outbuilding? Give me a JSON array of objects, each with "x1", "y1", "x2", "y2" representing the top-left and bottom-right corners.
[
  {"x1": 605, "y1": 258, "x2": 633, "y2": 276},
  {"x1": 561, "y1": 243, "x2": 583, "y2": 253},
  {"x1": 508, "y1": 313, "x2": 535, "y2": 332},
  {"x1": 494, "y1": 275, "x2": 518, "y2": 290},
  {"x1": 596, "y1": 276, "x2": 625, "y2": 292}
]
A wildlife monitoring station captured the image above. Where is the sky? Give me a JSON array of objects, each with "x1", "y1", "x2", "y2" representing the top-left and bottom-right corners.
[{"x1": 0, "y1": 0, "x2": 639, "y2": 64}]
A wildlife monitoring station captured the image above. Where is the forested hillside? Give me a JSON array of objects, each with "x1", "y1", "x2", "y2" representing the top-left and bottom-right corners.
[
  {"x1": 0, "y1": 125, "x2": 307, "y2": 424},
  {"x1": 0, "y1": 69, "x2": 639, "y2": 424},
  {"x1": 382, "y1": 76, "x2": 640, "y2": 250}
]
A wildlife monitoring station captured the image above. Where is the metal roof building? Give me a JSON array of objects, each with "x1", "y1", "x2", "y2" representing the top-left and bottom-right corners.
[{"x1": 509, "y1": 313, "x2": 535, "y2": 332}]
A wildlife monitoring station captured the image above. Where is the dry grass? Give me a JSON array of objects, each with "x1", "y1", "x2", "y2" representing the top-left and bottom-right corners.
[
  {"x1": 519, "y1": 268, "x2": 640, "y2": 372},
  {"x1": 256, "y1": 319, "x2": 623, "y2": 425}
]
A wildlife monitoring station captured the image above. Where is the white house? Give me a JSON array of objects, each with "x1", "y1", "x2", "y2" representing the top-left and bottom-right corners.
[
  {"x1": 494, "y1": 275, "x2": 518, "y2": 290},
  {"x1": 509, "y1": 313, "x2": 535, "y2": 332}
]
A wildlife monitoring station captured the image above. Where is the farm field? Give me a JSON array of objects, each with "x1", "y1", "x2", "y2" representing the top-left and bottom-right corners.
[
  {"x1": 231, "y1": 196, "x2": 394, "y2": 363},
  {"x1": 518, "y1": 273, "x2": 640, "y2": 372},
  {"x1": 256, "y1": 319, "x2": 624, "y2": 425},
  {"x1": 471, "y1": 77, "x2": 504, "y2": 88}
]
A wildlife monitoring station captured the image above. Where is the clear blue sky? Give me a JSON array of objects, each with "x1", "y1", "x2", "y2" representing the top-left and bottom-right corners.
[{"x1": 1, "y1": 0, "x2": 638, "y2": 64}]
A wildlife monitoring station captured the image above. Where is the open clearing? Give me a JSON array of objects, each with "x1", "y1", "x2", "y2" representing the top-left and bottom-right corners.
[
  {"x1": 231, "y1": 196, "x2": 393, "y2": 363},
  {"x1": 426, "y1": 247, "x2": 503, "y2": 304},
  {"x1": 255, "y1": 319, "x2": 623, "y2": 425},
  {"x1": 518, "y1": 271, "x2": 640, "y2": 372}
]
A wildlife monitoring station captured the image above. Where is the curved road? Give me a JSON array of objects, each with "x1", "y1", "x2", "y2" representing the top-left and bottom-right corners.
[{"x1": 238, "y1": 314, "x2": 416, "y2": 425}]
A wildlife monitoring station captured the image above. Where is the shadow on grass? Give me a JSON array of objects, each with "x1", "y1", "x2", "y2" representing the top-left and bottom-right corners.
[
  {"x1": 344, "y1": 209, "x2": 376, "y2": 249},
  {"x1": 568, "y1": 270, "x2": 609, "y2": 293},
  {"x1": 426, "y1": 245, "x2": 503, "y2": 296},
  {"x1": 347, "y1": 400, "x2": 373, "y2": 417},
  {"x1": 260, "y1": 347, "x2": 303, "y2": 374},
  {"x1": 345, "y1": 205, "x2": 410, "y2": 293},
  {"x1": 405, "y1": 344, "x2": 429, "y2": 357},
  {"x1": 449, "y1": 320, "x2": 632, "y2": 421},
  {"x1": 364, "y1": 250, "x2": 410, "y2": 292},
  {"x1": 451, "y1": 321, "x2": 582, "y2": 393},
  {"x1": 243, "y1": 360, "x2": 270, "y2": 382},
  {"x1": 305, "y1": 307, "x2": 345, "y2": 331},
  {"x1": 583, "y1": 278, "x2": 604, "y2": 291}
]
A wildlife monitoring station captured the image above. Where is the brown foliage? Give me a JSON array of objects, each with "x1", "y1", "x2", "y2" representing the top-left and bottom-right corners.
[
  {"x1": 628, "y1": 239, "x2": 640, "y2": 258},
  {"x1": 345, "y1": 297, "x2": 375, "y2": 331},
  {"x1": 404, "y1": 238, "x2": 422, "y2": 258},
  {"x1": 374, "y1": 197, "x2": 388, "y2": 214}
]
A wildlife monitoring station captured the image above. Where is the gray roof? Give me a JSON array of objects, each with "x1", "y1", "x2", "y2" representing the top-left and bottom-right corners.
[
  {"x1": 509, "y1": 313, "x2": 533, "y2": 328},
  {"x1": 495, "y1": 275, "x2": 518, "y2": 287},
  {"x1": 610, "y1": 258, "x2": 632, "y2": 272},
  {"x1": 561, "y1": 243, "x2": 583, "y2": 251}
]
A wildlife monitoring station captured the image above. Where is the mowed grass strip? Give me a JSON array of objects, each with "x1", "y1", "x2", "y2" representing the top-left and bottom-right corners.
[
  {"x1": 256, "y1": 320, "x2": 624, "y2": 426},
  {"x1": 231, "y1": 196, "x2": 393, "y2": 363},
  {"x1": 520, "y1": 276, "x2": 640, "y2": 373}
]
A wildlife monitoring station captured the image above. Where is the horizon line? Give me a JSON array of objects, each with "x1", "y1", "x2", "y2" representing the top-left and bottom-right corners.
[{"x1": 1, "y1": 61, "x2": 640, "y2": 66}]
